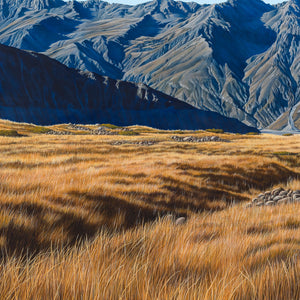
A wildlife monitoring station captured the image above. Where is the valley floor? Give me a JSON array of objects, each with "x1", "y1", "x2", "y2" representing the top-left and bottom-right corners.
[{"x1": 0, "y1": 120, "x2": 299, "y2": 299}]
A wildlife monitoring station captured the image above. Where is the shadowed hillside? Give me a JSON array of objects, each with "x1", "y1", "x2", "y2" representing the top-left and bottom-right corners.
[{"x1": 0, "y1": 43, "x2": 257, "y2": 133}]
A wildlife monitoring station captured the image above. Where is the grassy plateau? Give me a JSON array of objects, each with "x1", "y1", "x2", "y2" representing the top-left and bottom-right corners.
[{"x1": 0, "y1": 119, "x2": 299, "y2": 299}]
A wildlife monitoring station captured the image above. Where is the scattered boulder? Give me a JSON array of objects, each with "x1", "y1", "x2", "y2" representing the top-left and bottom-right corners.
[
  {"x1": 46, "y1": 130, "x2": 73, "y2": 135},
  {"x1": 175, "y1": 217, "x2": 186, "y2": 225},
  {"x1": 273, "y1": 195, "x2": 283, "y2": 202},
  {"x1": 265, "y1": 201, "x2": 275, "y2": 206},
  {"x1": 272, "y1": 187, "x2": 284, "y2": 195},
  {"x1": 247, "y1": 188, "x2": 300, "y2": 207},
  {"x1": 163, "y1": 214, "x2": 187, "y2": 225},
  {"x1": 111, "y1": 140, "x2": 158, "y2": 146},
  {"x1": 67, "y1": 123, "x2": 119, "y2": 135},
  {"x1": 46, "y1": 124, "x2": 119, "y2": 135},
  {"x1": 293, "y1": 194, "x2": 300, "y2": 201},
  {"x1": 279, "y1": 190, "x2": 288, "y2": 197},
  {"x1": 171, "y1": 136, "x2": 230, "y2": 143},
  {"x1": 92, "y1": 127, "x2": 118, "y2": 135},
  {"x1": 67, "y1": 124, "x2": 92, "y2": 131}
]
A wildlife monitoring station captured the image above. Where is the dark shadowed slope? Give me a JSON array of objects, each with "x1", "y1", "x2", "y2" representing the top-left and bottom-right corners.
[
  {"x1": 0, "y1": 44, "x2": 256, "y2": 132},
  {"x1": 1, "y1": 0, "x2": 299, "y2": 129}
]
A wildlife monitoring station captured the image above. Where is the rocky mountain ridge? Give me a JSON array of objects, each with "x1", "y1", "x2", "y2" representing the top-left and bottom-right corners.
[
  {"x1": 0, "y1": 43, "x2": 256, "y2": 132},
  {"x1": 0, "y1": 0, "x2": 299, "y2": 129}
]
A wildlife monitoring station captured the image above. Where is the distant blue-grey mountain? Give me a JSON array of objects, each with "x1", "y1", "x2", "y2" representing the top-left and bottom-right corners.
[
  {"x1": 0, "y1": 43, "x2": 256, "y2": 132},
  {"x1": 0, "y1": 0, "x2": 299, "y2": 130}
]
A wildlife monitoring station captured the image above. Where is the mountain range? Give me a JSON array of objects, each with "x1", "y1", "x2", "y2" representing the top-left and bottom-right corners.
[
  {"x1": 0, "y1": 0, "x2": 299, "y2": 130},
  {"x1": 0, "y1": 43, "x2": 257, "y2": 132}
]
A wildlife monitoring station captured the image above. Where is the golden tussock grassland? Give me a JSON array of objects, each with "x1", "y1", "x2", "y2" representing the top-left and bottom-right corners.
[{"x1": 0, "y1": 119, "x2": 299, "y2": 299}]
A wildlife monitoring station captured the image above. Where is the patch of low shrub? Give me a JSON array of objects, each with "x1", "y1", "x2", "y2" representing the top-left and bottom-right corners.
[
  {"x1": 206, "y1": 128, "x2": 224, "y2": 134},
  {"x1": 273, "y1": 151, "x2": 295, "y2": 156},
  {"x1": 28, "y1": 126, "x2": 51, "y2": 134},
  {"x1": 172, "y1": 130, "x2": 186, "y2": 134},
  {"x1": 118, "y1": 131, "x2": 139, "y2": 136},
  {"x1": 0, "y1": 130, "x2": 22, "y2": 137},
  {"x1": 101, "y1": 124, "x2": 120, "y2": 129}
]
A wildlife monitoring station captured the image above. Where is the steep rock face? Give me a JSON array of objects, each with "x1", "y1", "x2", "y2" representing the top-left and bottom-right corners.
[
  {"x1": 0, "y1": 0, "x2": 204, "y2": 87},
  {"x1": 0, "y1": 44, "x2": 256, "y2": 132},
  {"x1": 0, "y1": 0, "x2": 300, "y2": 129},
  {"x1": 244, "y1": 0, "x2": 300, "y2": 128},
  {"x1": 123, "y1": 0, "x2": 275, "y2": 127},
  {"x1": 0, "y1": 0, "x2": 64, "y2": 19}
]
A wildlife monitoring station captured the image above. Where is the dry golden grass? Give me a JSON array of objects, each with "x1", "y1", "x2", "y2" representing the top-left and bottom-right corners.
[{"x1": 0, "y1": 119, "x2": 299, "y2": 299}]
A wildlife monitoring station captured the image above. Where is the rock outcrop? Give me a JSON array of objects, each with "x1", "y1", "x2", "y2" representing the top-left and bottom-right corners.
[
  {"x1": 246, "y1": 187, "x2": 300, "y2": 207},
  {"x1": 171, "y1": 136, "x2": 229, "y2": 143}
]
